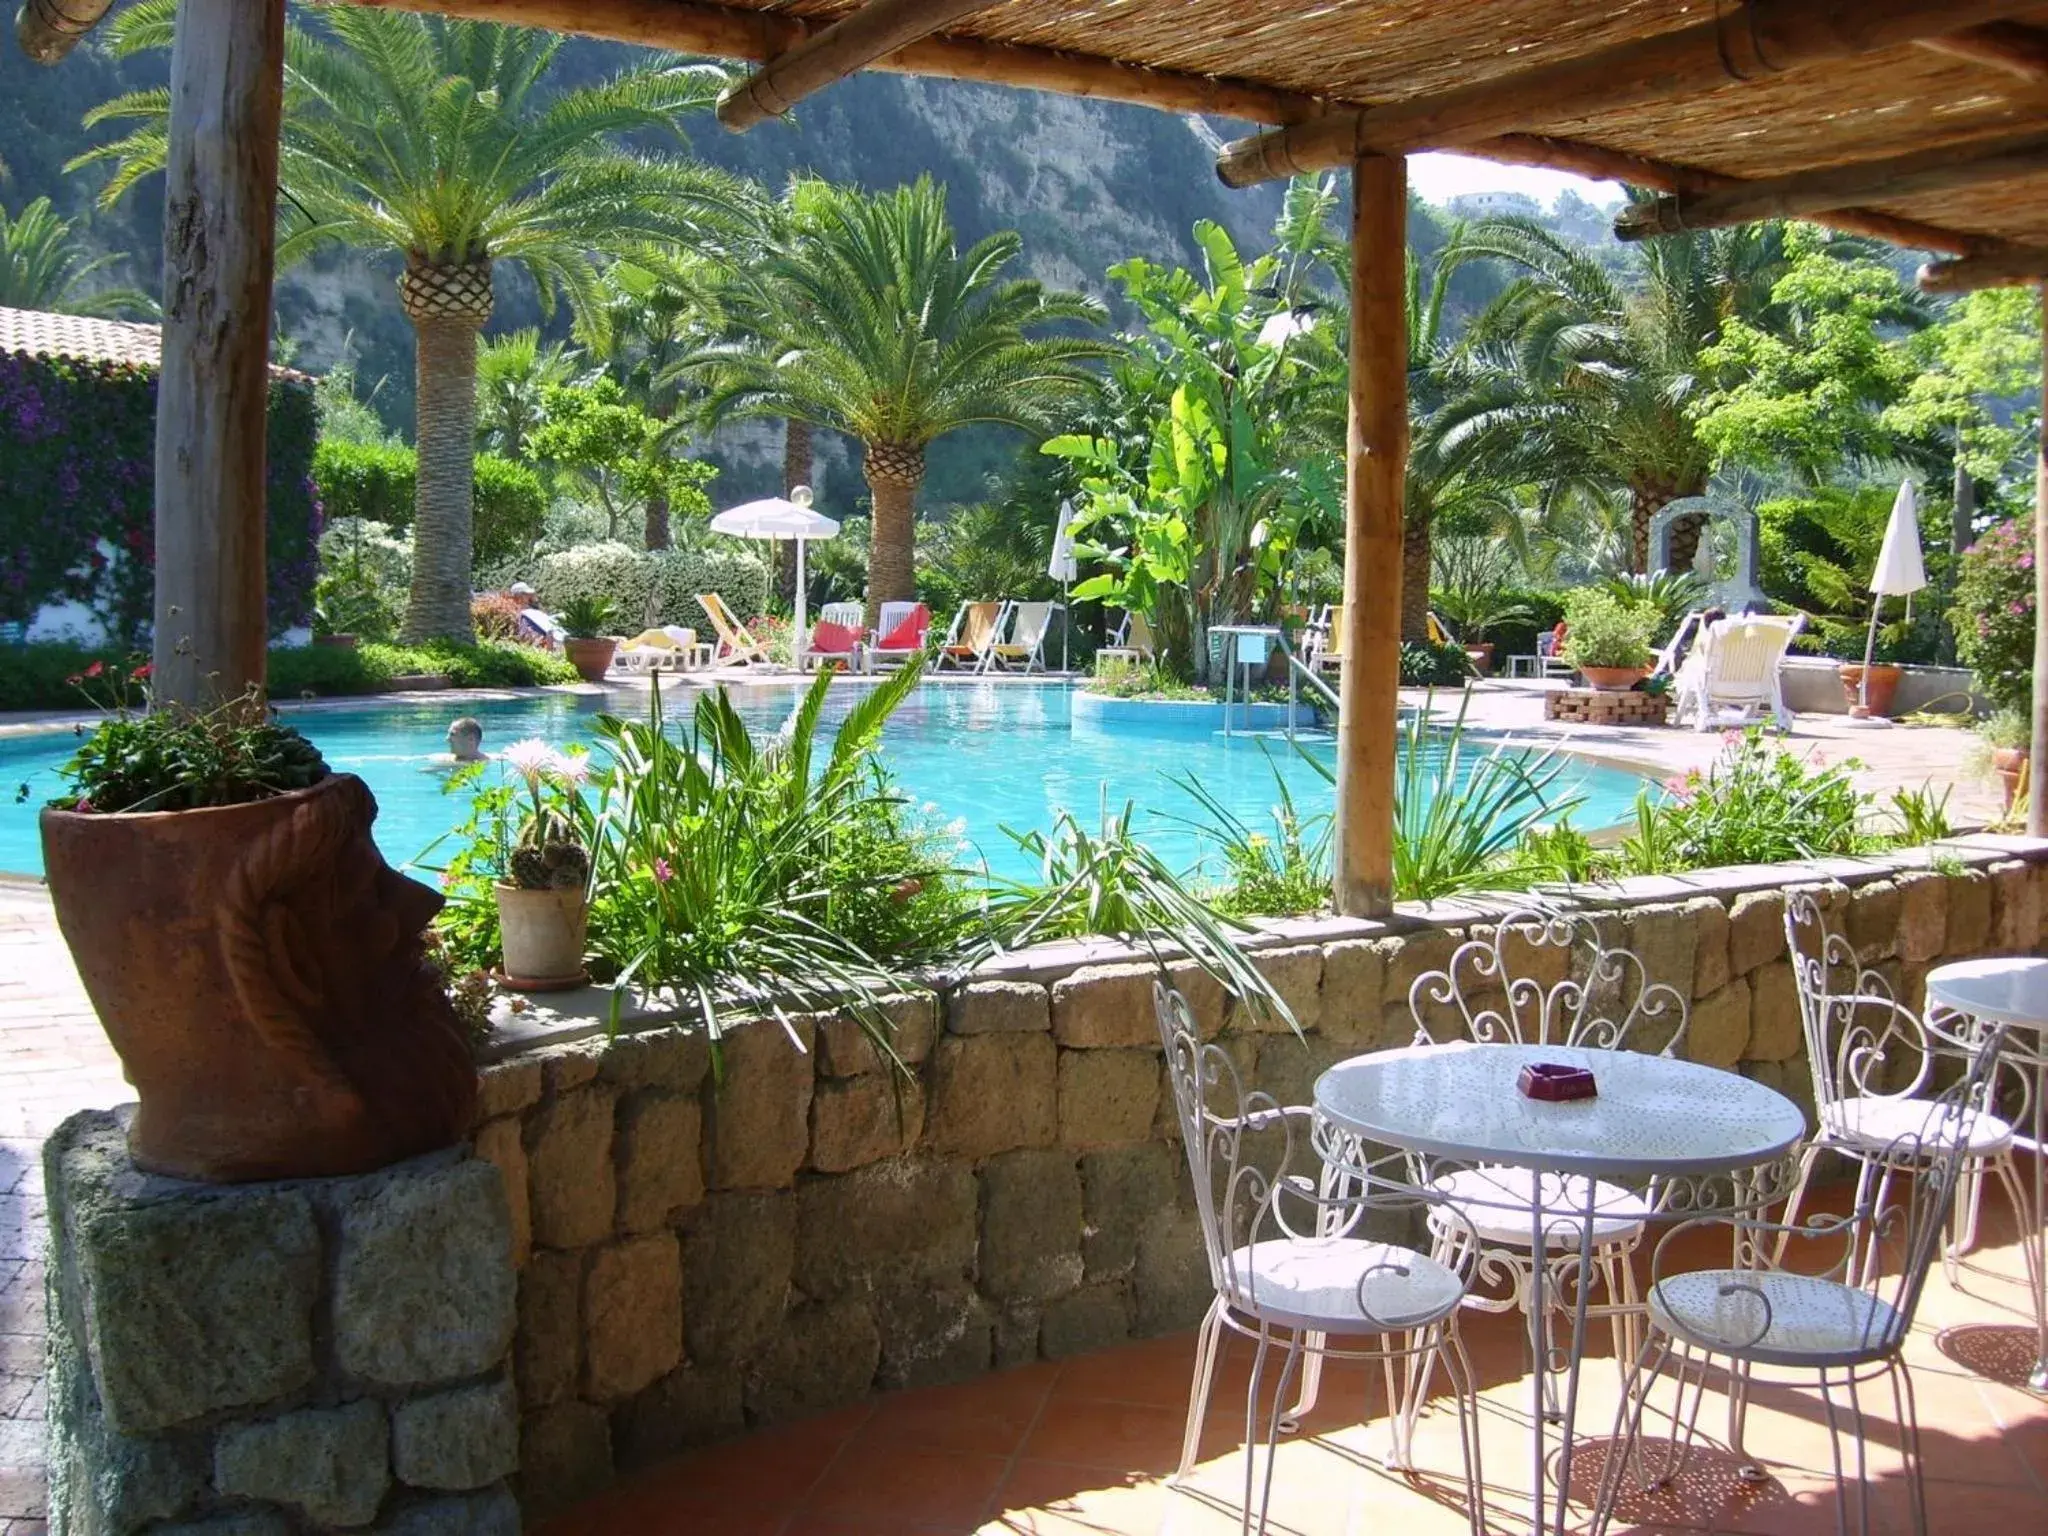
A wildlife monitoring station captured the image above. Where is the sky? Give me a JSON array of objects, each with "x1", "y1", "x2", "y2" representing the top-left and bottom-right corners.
[{"x1": 1407, "y1": 151, "x2": 1620, "y2": 209}]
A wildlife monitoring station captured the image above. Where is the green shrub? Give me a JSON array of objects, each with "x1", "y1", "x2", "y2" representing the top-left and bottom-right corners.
[
  {"x1": 1951, "y1": 515, "x2": 2036, "y2": 715},
  {"x1": 266, "y1": 640, "x2": 578, "y2": 697},
  {"x1": 1619, "y1": 730, "x2": 1868, "y2": 873},
  {"x1": 530, "y1": 543, "x2": 770, "y2": 634},
  {"x1": 1480, "y1": 587, "x2": 1566, "y2": 663},
  {"x1": 1560, "y1": 588, "x2": 1657, "y2": 670},
  {"x1": 0, "y1": 642, "x2": 146, "y2": 713},
  {"x1": 313, "y1": 440, "x2": 547, "y2": 567},
  {"x1": 1399, "y1": 639, "x2": 1474, "y2": 687}
]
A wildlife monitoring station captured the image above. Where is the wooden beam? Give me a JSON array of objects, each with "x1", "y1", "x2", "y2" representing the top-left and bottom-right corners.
[
  {"x1": 1479, "y1": 132, "x2": 1985, "y2": 254},
  {"x1": 2034, "y1": 283, "x2": 2048, "y2": 837},
  {"x1": 718, "y1": 0, "x2": 1002, "y2": 131},
  {"x1": 1916, "y1": 20, "x2": 2048, "y2": 81},
  {"x1": 1919, "y1": 245, "x2": 2048, "y2": 290},
  {"x1": 1215, "y1": 0, "x2": 2048, "y2": 188},
  {"x1": 154, "y1": 0, "x2": 285, "y2": 707},
  {"x1": 1332, "y1": 153, "x2": 1406, "y2": 919},
  {"x1": 337, "y1": 0, "x2": 1330, "y2": 124},
  {"x1": 1614, "y1": 127, "x2": 2048, "y2": 239}
]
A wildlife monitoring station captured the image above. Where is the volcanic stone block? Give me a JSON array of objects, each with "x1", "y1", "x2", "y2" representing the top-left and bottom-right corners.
[
  {"x1": 612, "y1": 1365, "x2": 744, "y2": 1471},
  {"x1": 1945, "y1": 869, "x2": 1993, "y2": 955},
  {"x1": 1745, "y1": 961, "x2": 1804, "y2": 1063},
  {"x1": 1081, "y1": 1144, "x2": 1181, "y2": 1279},
  {"x1": 1687, "y1": 897, "x2": 1732, "y2": 998},
  {"x1": 682, "y1": 1191, "x2": 796, "y2": 1368},
  {"x1": 149, "y1": 1518, "x2": 292, "y2": 1536},
  {"x1": 1057, "y1": 1048, "x2": 1160, "y2": 1150},
  {"x1": 1896, "y1": 871, "x2": 1948, "y2": 963},
  {"x1": 392, "y1": 1379, "x2": 518, "y2": 1492},
  {"x1": 514, "y1": 1250, "x2": 581, "y2": 1410},
  {"x1": 474, "y1": 1061, "x2": 542, "y2": 1122},
  {"x1": 795, "y1": 1157, "x2": 977, "y2": 1300},
  {"x1": 1319, "y1": 939, "x2": 1387, "y2": 1043},
  {"x1": 704, "y1": 1017, "x2": 815, "y2": 1191},
  {"x1": 1849, "y1": 880, "x2": 1902, "y2": 960},
  {"x1": 518, "y1": 1402, "x2": 611, "y2": 1517},
  {"x1": 333, "y1": 1157, "x2": 515, "y2": 1389},
  {"x1": 1619, "y1": 904, "x2": 1697, "y2": 1029},
  {"x1": 373, "y1": 1487, "x2": 520, "y2": 1536},
  {"x1": 1039, "y1": 1281, "x2": 1132, "y2": 1359},
  {"x1": 1133, "y1": 1206, "x2": 1212, "y2": 1335},
  {"x1": 583, "y1": 1235, "x2": 683, "y2": 1402},
  {"x1": 470, "y1": 1118, "x2": 529, "y2": 1268},
  {"x1": 1687, "y1": 978, "x2": 1752, "y2": 1070},
  {"x1": 744, "y1": 1298, "x2": 880, "y2": 1424},
  {"x1": 1728, "y1": 890, "x2": 1787, "y2": 976},
  {"x1": 596, "y1": 1027, "x2": 711, "y2": 1094},
  {"x1": 1051, "y1": 965, "x2": 1159, "y2": 1048},
  {"x1": 1237, "y1": 946, "x2": 1322, "y2": 1033},
  {"x1": 817, "y1": 993, "x2": 940, "y2": 1075},
  {"x1": 948, "y1": 980, "x2": 1051, "y2": 1036},
  {"x1": 1381, "y1": 931, "x2": 1460, "y2": 1007},
  {"x1": 213, "y1": 1400, "x2": 389, "y2": 1528},
  {"x1": 1993, "y1": 860, "x2": 2042, "y2": 952},
  {"x1": 978, "y1": 1149, "x2": 1083, "y2": 1303},
  {"x1": 872, "y1": 1282, "x2": 993, "y2": 1390},
  {"x1": 615, "y1": 1091, "x2": 704, "y2": 1234},
  {"x1": 525, "y1": 1087, "x2": 616, "y2": 1248},
  {"x1": 50, "y1": 1113, "x2": 320, "y2": 1435},
  {"x1": 809, "y1": 1073, "x2": 924, "y2": 1173},
  {"x1": 925, "y1": 1032, "x2": 1057, "y2": 1159},
  {"x1": 44, "y1": 1303, "x2": 204, "y2": 1535}
]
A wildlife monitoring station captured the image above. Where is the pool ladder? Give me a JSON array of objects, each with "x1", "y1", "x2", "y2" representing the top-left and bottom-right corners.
[{"x1": 1217, "y1": 628, "x2": 1340, "y2": 740}]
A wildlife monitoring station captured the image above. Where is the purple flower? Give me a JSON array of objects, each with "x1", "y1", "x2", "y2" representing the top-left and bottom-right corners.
[{"x1": 653, "y1": 857, "x2": 674, "y2": 884}]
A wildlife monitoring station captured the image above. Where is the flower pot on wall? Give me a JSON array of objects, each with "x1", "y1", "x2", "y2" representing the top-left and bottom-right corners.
[
  {"x1": 1839, "y1": 663, "x2": 1903, "y2": 718},
  {"x1": 38, "y1": 774, "x2": 476, "y2": 1182},
  {"x1": 1579, "y1": 665, "x2": 1648, "y2": 693},
  {"x1": 563, "y1": 637, "x2": 617, "y2": 683},
  {"x1": 495, "y1": 884, "x2": 588, "y2": 991},
  {"x1": 1993, "y1": 746, "x2": 2030, "y2": 814}
]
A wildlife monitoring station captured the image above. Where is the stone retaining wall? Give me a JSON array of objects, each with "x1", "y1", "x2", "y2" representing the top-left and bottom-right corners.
[{"x1": 471, "y1": 837, "x2": 2048, "y2": 1518}]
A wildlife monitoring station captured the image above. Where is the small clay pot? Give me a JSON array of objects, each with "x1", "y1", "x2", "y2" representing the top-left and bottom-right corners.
[
  {"x1": 1993, "y1": 746, "x2": 2030, "y2": 814},
  {"x1": 1840, "y1": 663, "x2": 1903, "y2": 718},
  {"x1": 40, "y1": 774, "x2": 475, "y2": 1182},
  {"x1": 1579, "y1": 664, "x2": 1648, "y2": 693},
  {"x1": 495, "y1": 883, "x2": 589, "y2": 991},
  {"x1": 564, "y1": 636, "x2": 617, "y2": 682},
  {"x1": 1465, "y1": 643, "x2": 1494, "y2": 675}
]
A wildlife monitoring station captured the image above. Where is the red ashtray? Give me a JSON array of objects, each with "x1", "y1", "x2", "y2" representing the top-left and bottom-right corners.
[{"x1": 1518, "y1": 1062, "x2": 1598, "y2": 1102}]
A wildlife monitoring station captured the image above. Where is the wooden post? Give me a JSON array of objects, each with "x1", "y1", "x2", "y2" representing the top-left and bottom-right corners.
[
  {"x1": 152, "y1": 0, "x2": 285, "y2": 708},
  {"x1": 1333, "y1": 154, "x2": 1407, "y2": 918},
  {"x1": 2032, "y1": 285, "x2": 2048, "y2": 837}
]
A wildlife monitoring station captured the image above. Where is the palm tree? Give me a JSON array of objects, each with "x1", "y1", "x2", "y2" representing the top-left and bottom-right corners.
[
  {"x1": 692, "y1": 177, "x2": 1110, "y2": 615},
  {"x1": 475, "y1": 328, "x2": 578, "y2": 462},
  {"x1": 0, "y1": 197, "x2": 151, "y2": 317},
  {"x1": 78, "y1": 4, "x2": 750, "y2": 641}
]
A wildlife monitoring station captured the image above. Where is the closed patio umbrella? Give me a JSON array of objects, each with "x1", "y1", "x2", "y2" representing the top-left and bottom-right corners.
[
  {"x1": 1854, "y1": 478, "x2": 1928, "y2": 720},
  {"x1": 1049, "y1": 499, "x2": 1079, "y2": 673},
  {"x1": 709, "y1": 485, "x2": 840, "y2": 659}
]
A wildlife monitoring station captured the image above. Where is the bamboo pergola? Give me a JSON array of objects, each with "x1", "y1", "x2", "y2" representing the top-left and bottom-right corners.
[{"x1": 24, "y1": 0, "x2": 2048, "y2": 902}]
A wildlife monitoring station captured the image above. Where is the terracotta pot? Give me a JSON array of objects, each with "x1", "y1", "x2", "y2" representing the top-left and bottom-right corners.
[
  {"x1": 39, "y1": 774, "x2": 476, "y2": 1182},
  {"x1": 1465, "y1": 643, "x2": 1494, "y2": 675},
  {"x1": 564, "y1": 636, "x2": 617, "y2": 683},
  {"x1": 1839, "y1": 662, "x2": 1903, "y2": 718},
  {"x1": 1993, "y1": 746, "x2": 2030, "y2": 814},
  {"x1": 1578, "y1": 664, "x2": 1647, "y2": 693},
  {"x1": 495, "y1": 884, "x2": 588, "y2": 991},
  {"x1": 312, "y1": 633, "x2": 358, "y2": 649}
]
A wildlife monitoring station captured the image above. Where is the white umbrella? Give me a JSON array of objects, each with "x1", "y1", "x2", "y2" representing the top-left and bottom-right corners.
[
  {"x1": 1048, "y1": 499, "x2": 1080, "y2": 673},
  {"x1": 1854, "y1": 478, "x2": 1928, "y2": 718},
  {"x1": 709, "y1": 485, "x2": 840, "y2": 659}
]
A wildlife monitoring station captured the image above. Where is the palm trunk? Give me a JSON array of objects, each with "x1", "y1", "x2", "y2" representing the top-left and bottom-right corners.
[
  {"x1": 1400, "y1": 512, "x2": 1431, "y2": 643},
  {"x1": 780, "y1": 418, "x2": 813, "y2": 606},
  {"x1": 401, "y1": 311, "x2": 485, "y2": 644},
  {"x1": 862, "y1": 440, "x2": 922, "y2": 624}
]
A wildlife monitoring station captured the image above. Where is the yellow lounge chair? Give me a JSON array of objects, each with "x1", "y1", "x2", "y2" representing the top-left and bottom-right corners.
[
  {"x1": 695, "y1": 592, "x2": 772, "y2": 666},
  {"x1": 985, "y1": 600, "x2": 1064, "y2": 673}
]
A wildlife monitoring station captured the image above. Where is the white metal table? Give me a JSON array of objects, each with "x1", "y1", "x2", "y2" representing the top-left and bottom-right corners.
[
  {"x1": 1315, "y1": 1041, "x2": 1806, "y2": 1536},
  {"x1": 1926, "y1": 956, "x2": 2048, "y2": 1392}
]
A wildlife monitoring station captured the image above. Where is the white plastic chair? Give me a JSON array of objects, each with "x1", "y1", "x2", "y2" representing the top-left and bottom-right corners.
[
  {"x1": 1780, "y1": 887, "x2": 2028, "y2": 1291},
  {"x1": 865, "y1": 600, "x2": 931, "y2": 670},
  {"x1": 1670, "y1": 613, "x2": 1804, "y2": 731},
  {"x1": 1155, "y1": 981, "x2": 1485, "y2": 1535},
  {"x1": 1589, "y1": 1018, "x2": 2011, "y2": 1536}
]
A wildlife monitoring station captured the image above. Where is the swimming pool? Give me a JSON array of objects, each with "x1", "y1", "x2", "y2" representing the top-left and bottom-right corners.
[{"x1": 0, "y1": 683, "x2": 1645, "y2": 882}]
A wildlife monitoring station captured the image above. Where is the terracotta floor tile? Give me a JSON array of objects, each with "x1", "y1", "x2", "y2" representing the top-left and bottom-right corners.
[
  {"x1": 804, "y1": 1444, "x2": 1012, "y2": 1527},
  {"x1": 983, "y1": 1461, "x2": 1175, "y2": 1536},
  {"x1": 852, "y1": 1363, "x2": 1060, "y2": 1458},
  {"x1": 1020, "y1": 1397, "x2": 1198, "y2": 1476}
]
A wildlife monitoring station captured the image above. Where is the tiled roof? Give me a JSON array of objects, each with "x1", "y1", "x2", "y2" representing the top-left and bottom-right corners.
[
  {"x1": 0, "y1": 305, "x2": 164, "y2": 369},
  {"x1": 0, "y1": 304, "x2": 315, "y2": 381}
]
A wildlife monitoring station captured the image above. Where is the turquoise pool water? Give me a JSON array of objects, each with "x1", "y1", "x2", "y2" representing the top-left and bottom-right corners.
[{"x1": 0, "y1": 683, "x2": 1644, "y2": 882}]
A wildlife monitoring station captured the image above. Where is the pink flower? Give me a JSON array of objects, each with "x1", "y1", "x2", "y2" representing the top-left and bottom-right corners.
[
  {"x1": 653, "y1": 857, "x2": 673, "y2": 884},
  {"x1": 130, "y1": 663, "x2": 152, "y2": 681},
  {"x1": 1661, "y1": 774, "x2": 1689, "y2": 794},
  {"x1": 84, "y1": 660, "x2": 104, "y2": 679}
]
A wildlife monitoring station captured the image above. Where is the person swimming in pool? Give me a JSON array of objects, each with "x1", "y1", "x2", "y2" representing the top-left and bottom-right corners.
[{"x1": 424, "y1": 717, "x2": 489, "y2": 773}]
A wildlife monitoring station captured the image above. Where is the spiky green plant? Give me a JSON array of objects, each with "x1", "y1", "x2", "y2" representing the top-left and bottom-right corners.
[{"x1": 0, "y1": 197, "x2": 150, "y2": 317}]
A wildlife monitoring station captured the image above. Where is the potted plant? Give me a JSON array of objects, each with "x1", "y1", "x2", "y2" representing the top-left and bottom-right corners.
[
  {"x1": 1839, "y1": 627, "x2": 1907, "y2": 717},
  {"x1": 493, "y1": 739, "x2": 592, "y2": 990},
  {"x1": 37, "y1": 671, "x2": 475, "y2": 1181},
  {"x1": 560, "y1": 593, "x2": 619, "y2": 682},
  {"x1": 1560, "y1": 588, "x2": 1657, "y2": 691},
  {"x1": 1980, "y1": 708, "x2": 2032, "y2": 814}
]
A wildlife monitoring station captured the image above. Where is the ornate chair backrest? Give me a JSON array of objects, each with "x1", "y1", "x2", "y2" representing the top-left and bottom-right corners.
[
  {"x1": 1783, "y1": 887, "x2": 1933, "y2": 1116},
  {"x1": 1408, "y1": 908, "x2": 1689, "y2": 1056},
  {"x1": 1154, "y1": 980, "x2": 1463, "y2": 1328}
]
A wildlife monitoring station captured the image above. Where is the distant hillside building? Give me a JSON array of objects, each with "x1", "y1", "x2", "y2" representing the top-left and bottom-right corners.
[{"x1": 1445, "y1": 190, "x2": 1543, "y2": 220}]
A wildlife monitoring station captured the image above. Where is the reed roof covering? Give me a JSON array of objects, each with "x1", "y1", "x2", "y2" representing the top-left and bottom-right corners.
[{"x1": 343, "y1": 0, "x2": 2048, "y2": 259}]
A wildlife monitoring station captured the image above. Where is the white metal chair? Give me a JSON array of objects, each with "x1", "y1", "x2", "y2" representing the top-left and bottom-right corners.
[
  {"x1": 1780, "y1": 887, "x2": 2029, "y2": 1290},
  {"x1": 1589, "y1": 1019, "x2": 2011, "y2": 1536},
  {"x1": 1155, "y1": 981, "x2": 1485, "y2": 1535},
  {"x1": 1670, "y1": 613, "x2": 1804, "y2": 731},
  {"x1": 1315, "y1": 910, "x2": 1691, "y2": 1422}
]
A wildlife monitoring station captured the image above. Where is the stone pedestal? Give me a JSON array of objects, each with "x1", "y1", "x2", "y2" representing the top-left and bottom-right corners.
[{"x1": 43, "y1": 1109, "x2": 520, "y2": 1535}]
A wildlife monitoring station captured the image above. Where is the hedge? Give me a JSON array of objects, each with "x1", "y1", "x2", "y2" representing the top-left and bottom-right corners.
[
  {"x1": 528, "y1": 542, "x2": 771, "y2": 634},
  {"x1": 312, "y1": 439, "x2": 547, "y2": 568},
  {"x1": 0, "y1": 355, "x2": 318, "y2": 643}
]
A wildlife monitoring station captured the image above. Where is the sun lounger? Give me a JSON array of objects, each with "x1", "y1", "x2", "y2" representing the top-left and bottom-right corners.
[
  {"x1": 865, "y1": 601, "x2": 931, "y2": 670},
  {"x1": 1671, "y1": 613, "x2": 1805, "y2": 731},
  {"x1": 935, "y1": 601, "x2": 1002, "y2": 671},
  {"x1": 695, "y1": 592, "x2": 772, "y2": 666},
  {"x1": 1310, "y1": 604, "x2": 1346, "y2": 673},
  {"x1": 1098, "y1": 610, "x2": 1157, "y2": 671},
  {"x1": 615, "y1": 626, "x2": 706, "y2": 675},
  {"x1": 517, "y1": 607, "x2": 567, "y2": 648},
  {"x1": 985, "y1": 600, "x2": 1063, "y2": 674}
]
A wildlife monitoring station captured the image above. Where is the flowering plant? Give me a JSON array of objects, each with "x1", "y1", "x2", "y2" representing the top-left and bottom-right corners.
[
  {"x1": 1560, "y1": 588, "x2": 1658, "y2": 671},
  {"x1": 1950, "y1": 515, "x2": 2037, "y2": 716},
  {"x1": 500, "y1": 739, "x2": 591, "y2": 891}
]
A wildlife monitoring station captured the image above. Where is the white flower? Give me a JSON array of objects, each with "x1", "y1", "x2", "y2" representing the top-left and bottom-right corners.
[
  {"x1": 555, "y1": 748, "x2": 591, "y2": 788},
  {"x1": 501, "y1": 737, "x2": 563, "y2": 787}
]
